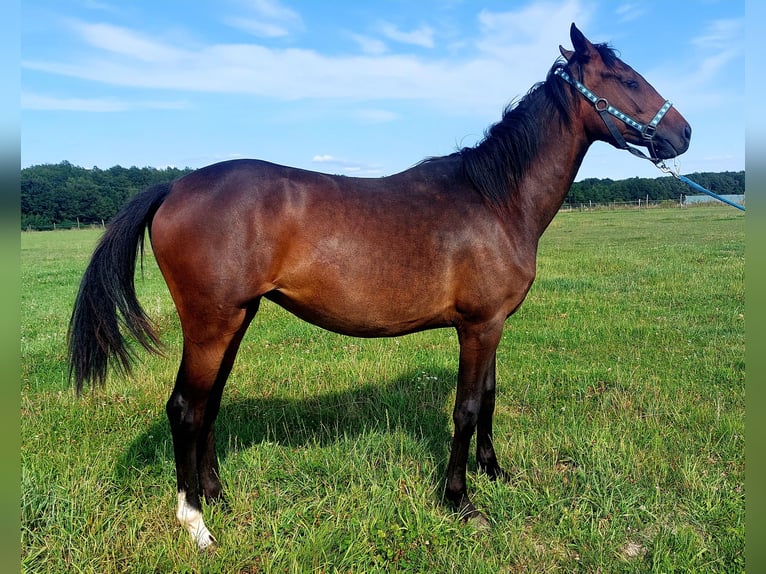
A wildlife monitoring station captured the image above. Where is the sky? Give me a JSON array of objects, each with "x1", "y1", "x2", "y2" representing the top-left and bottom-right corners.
[{"x1": 21, "y1": 0, "x2": 745, "y2": 181}]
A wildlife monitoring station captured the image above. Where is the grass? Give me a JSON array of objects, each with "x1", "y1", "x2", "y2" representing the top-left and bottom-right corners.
[{"x1": 21, "y1": 205, "x2": 744, "y2": 573}]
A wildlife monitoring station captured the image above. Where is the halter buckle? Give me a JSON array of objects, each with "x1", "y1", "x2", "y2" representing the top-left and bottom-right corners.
[{"x1": 642, "y1": 125, "x2": 657, "y2": 140}]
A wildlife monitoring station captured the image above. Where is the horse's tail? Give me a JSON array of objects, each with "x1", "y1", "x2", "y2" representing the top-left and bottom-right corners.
[{"x1": 68, "y1": 181, "x2": 173, "y2": 392}]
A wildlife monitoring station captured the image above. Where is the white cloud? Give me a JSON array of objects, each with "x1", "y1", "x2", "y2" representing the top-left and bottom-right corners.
[
  {"x1": 21, "y1": 91, "x2": 190, "y2": 112},
  {"x1": 22, "y1": 92, "x2": 130, "y2": 112},
  {"x1": 477, "y1": 0, "x2": 588, "y2": 58},
  {"x1": 22, "y1": 1, "x2": 592, "y2": 113},
  {"x1": 78, "y1": 1, "x2": 127, "y2": 17},
  {"x1": 615, "y1": 3, "x2": 645, "y2": 23},
  {"x1": 247, "y1": 0, "x2": 301, "y2": 23},
  {"x1": 352, "y1": 108, "x2": 399, "y2": 123},
  {"x1": 645, "y1": 17, "x2": 744, "y2": 114},
  {"x1": 225, "y1": 18, "x2": 292, "y2": 38},
  {"x1": 225, "y1": 0, "x2": 303, "y2": 38},
  {"x1": 379, "y1": 23, "x2": 435, "y2": 49},
  {"x1": 69, "y1": 19, "x2": 187, "y2": 63},
  {"x1": 691, "y1": 18, "x2": 744, "y2": 50},
  {"x1": 684, "y1": 18, "x2": 744, "y2": 86},
  {"x1": 311, "y1": 154, "x2": 382, "y2": 176},
  {"x1": 22, "y1": 39, "x2": 490, "y2": 107},
  {"x1": 695, "y1": 48, "x2": 741, "y2": 84},
  {"x1": 349, "y1": 33, "x2": 388, "y2": 55}
]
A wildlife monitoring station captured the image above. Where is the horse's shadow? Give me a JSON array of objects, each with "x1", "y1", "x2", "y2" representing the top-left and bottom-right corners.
[{"x1": 116, "y1": 367, "x2": 457, "y2": 495}]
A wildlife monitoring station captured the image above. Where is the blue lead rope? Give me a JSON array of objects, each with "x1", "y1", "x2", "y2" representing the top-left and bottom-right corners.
[
  {"x1": 655, "y1": 161, "x2": 746, "y2": 212},
  {"x1": 676, "y1": 173, "x2": 745, "y2": 212}
]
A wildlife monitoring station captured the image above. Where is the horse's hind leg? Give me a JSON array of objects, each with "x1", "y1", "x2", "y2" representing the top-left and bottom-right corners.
[
  {"x1": 194, "y1": 305, "x2": 257, "y2": 505},
  {"x1": 166, "y1": 304, "x2": 257, "y2": 550}
]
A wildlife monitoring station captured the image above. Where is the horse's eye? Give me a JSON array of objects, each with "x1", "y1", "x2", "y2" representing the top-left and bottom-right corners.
[{"x1": 622, "y1": 79, "x2": 639, "y2": 89}]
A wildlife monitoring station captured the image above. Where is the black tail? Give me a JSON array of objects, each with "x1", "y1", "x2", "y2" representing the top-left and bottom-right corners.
[{"x1": 68, "y1": 182, "x2": 172, "y2": 392}]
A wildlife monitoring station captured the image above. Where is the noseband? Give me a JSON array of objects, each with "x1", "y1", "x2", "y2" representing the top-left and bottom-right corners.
[{"x1": 553, "y1": 67, "x2": 672, "y2": 163}]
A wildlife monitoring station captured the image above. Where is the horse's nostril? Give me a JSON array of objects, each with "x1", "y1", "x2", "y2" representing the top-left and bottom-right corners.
[{"x1": 684, "y1": 124, "x2": 692, "y2": 140}]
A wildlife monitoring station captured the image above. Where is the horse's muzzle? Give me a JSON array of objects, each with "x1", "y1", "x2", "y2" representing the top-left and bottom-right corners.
[{"x1": 653, "y1": 122, "x2": 692, "y2": 159}]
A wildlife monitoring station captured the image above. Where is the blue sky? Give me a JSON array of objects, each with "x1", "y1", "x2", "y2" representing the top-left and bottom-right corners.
[{"x1": 21, "y1": 0, "x2": 744, "y2": 181}]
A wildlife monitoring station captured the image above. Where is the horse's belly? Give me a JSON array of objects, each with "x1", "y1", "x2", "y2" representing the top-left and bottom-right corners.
[{"x1": 264, "y1": 282, "x2": 452, "y2": 338}]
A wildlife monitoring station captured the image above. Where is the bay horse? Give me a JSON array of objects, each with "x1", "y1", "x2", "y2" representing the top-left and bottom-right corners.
[{"x1": 68, "y1": 24, "x2": 691, "y2": 549}]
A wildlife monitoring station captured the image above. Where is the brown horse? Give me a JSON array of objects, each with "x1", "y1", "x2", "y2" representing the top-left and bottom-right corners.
[{"x1": 68, "y1": 24, "x2": 690, "y2": 549}]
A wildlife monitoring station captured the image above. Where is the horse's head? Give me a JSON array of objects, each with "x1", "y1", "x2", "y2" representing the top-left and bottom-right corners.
[{"x1": 557, "y1": 24, "x2": 691, "y2": 160}]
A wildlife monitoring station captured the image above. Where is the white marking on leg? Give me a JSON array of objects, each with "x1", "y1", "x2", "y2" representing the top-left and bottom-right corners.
[{"x1": 176, "y1": 491, "x2": 216, "y2": 550}]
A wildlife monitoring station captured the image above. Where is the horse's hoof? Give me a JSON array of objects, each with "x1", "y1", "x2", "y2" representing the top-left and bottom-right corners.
[
  {"x1": 455, "y1": 499, "x2": 492, "y2": 531},
  {"x1": 196, "y1": 532, "x2": 217, "y2": 552},
  {"x1": 493, "y1": 467, "x2": 512, "y2": 483},
  {"x1": 478, "y1": 462, "x2": 512, "y2": 483},
  {"x1": 467, "y1": 511, "x2": 491, "y2": 531}
]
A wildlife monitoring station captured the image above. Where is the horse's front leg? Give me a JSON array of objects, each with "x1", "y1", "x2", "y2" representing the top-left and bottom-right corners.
[{"x1": 445, "y1": 322, "x2": 504, "y2": 526}]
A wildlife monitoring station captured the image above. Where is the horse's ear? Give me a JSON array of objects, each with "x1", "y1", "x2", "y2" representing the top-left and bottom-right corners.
[
  {"x1": 559, "y1": 45, "x2": 574, "y2": 62},
  {"x1": 569, "y1": 23, "x2": 596, "y2": 57}
]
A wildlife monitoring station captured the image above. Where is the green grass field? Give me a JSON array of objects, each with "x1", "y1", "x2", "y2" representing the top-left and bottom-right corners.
[{"x1": 21, "y1": 206, "x2": 744, "y2": 573}]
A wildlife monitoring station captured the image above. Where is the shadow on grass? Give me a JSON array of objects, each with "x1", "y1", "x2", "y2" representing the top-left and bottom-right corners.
[{"x1": 115, "y1": 367, "x2": 457, "y2": 493}]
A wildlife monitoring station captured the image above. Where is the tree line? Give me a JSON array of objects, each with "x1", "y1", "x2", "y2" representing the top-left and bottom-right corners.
[
  {"x1": 21, "y1": 162, "x2": 192, "y2": 230},
  {"x1": 21, "y1": 161, "x2": 745, "y2": 230},
  {"x1": 564, "y1": 170, "x2": 744, "y2": 207}
]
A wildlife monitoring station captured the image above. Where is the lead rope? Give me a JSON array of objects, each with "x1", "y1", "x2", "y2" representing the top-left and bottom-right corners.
[{"x1": 653, "y1": 159, "x2": 745, "y2": 212}]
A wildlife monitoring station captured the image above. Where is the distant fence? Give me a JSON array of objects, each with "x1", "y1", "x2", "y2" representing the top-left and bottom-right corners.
[
  {"x1": 560, "y1": 196, "x2": 745, "y2": 212},
  {"x1": 22, "y1": 220, "x2": 106, "y2": 232},
  {"x1": 560, "y1": 198, "x2": 679, "y2": 211}
]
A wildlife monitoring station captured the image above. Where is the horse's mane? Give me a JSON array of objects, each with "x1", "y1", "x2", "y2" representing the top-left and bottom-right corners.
[{"x1": 454, "y1": 43, "x2": 619, "y2": 211}]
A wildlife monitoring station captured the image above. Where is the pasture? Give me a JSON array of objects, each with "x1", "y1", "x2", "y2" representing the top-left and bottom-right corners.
[{"x1": 21, "y1": 206, "x2": 743, "y2": 572}]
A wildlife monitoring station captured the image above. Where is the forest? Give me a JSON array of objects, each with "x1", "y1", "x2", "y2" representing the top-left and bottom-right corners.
[{"x1": 20, "y1": 161, "x2": 745, "y2": 230}]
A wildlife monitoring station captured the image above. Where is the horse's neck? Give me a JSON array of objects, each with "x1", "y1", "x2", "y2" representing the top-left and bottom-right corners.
[{"x1": 514, "y1": 118, "x2": 591, "y2": 239}]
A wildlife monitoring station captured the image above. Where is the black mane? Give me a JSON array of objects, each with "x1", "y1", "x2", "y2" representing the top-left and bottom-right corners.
[{"x1": 457, "y1": 43, "x2": 618, "y2": 211}]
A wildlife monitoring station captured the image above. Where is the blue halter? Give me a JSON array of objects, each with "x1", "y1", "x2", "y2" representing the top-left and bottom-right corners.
[{"x1": 553, "y1": 67, "x2": 673, "y2": 163}]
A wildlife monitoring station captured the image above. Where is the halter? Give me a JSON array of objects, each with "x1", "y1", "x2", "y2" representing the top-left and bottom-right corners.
[
  {"x1": 554, "y1": 66, "x2": 744, "y2": 211},
  {"x1": 553, "y1": 67, "x2": 673, "y2": 164}
]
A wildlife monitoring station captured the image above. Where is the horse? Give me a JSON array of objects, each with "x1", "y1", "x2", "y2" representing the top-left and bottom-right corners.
[{"x1": 68, "y1": 24, "x2": 691, "y2": 550}]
